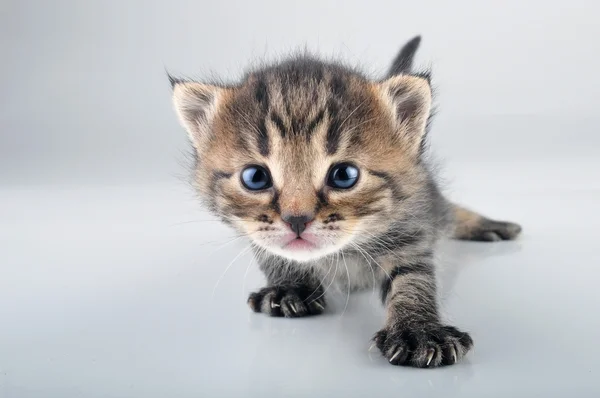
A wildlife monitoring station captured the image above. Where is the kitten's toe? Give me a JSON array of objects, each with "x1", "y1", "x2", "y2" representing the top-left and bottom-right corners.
[
  {"x1": 247, "y1": 286, "x2": 325, "y2": 318},
  {"x1": 373, "y1": 324, "x2": 473, "y2": 368}
]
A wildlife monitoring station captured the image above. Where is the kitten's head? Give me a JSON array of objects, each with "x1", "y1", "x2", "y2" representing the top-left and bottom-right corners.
[{"x1": 171, "y1": 55, "x2": 432, "y2": 262}]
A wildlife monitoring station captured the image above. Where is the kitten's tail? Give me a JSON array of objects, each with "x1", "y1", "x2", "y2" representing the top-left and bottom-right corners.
[
  {"x1": 387, "y1": 35, "x2": 421, "y2": 77},
  {"x1": 450, "y1": 204, "x2": 522, "y2": 242}
]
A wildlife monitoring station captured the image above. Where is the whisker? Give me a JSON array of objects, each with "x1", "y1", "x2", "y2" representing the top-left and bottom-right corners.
[
  {"x1": 339, "y1": 249, "x2": 351, "y2": 319},
  {"x1": 207, "y1": 234, "x2": 249, "y2": 257},
  {"x1": 241, "y1": 244, "x2": 262, "y2": 296},
  {"x1": 308, "y1": 251, "x2": 338, "y2": 306},
  {"x1": 344, "y1": 116, "x2": 378, "y2": 137},
  {"x1": 211, "y1": 244, "x2": 252, "y2": 301},
  {"x1": 345, "y1": 234, "x2": 392, "y2": 282},
  {"x1": 168, "y1": 219, "x2": 222, "y2": 226},
  {"x1": 350, "y1": 242, "x2": 377, "y2": 298},
  {"x1": 339, "y1": 99, "x2": 368, "y2": 130},
  {"x1": 307, "y1": 255, "x2": 334, "y2": 302}
]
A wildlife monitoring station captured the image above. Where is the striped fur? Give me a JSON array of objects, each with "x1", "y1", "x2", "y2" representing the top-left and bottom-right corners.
[{"x1": 171, "y1": 36, "x2": 521, "y2": 368}]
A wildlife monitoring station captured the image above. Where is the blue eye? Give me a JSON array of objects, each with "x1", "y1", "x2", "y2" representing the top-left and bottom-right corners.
[
  {"x1": 327, "y1": 163, "x2": 359, "y2": 189},
  {"x1": 241, "y1": 165, "x2": 272, "y2": 191}
]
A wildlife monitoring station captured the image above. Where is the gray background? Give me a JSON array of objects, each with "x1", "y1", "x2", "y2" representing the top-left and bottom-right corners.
[{"x1": 1, "y1": 0, "x2": 599, "y2": 397}]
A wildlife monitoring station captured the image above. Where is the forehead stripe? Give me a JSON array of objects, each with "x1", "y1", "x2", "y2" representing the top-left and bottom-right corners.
[
  {"x1": 256, "y1": 118, "x2": 270, "y2": 156},
  {"x1": 253, "y1": 79, "x2": 271, "y2": 156},
  {"x1": 270, "y1": 111, "x2": 287, "y2": 138},
  {"x1": 306, "y1": 109, "x2": 325, "y2": 139},
  {"x1": 325, "y1": 100, "x2": 342, "y2": 155}
]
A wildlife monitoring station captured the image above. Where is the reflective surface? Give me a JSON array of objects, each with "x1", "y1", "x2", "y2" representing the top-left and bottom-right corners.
[{"x1": 1, "y1": 159, "x2": 599, "y2": 397}]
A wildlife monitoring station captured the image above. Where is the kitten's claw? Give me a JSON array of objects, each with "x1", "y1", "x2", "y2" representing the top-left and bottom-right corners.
[
  {"x1": 449, "y1": 346, "x2": 457, "y2": 364},
  {"x1": 373, "y1": 324, "x2": 473, "y2": 368},
  {"x1": 248, "y1": 286, "x2": 326, "y2": 318},
  {"x1": 389, "y1": 348, "x2": 402, "y2": 363},
  {"x1": 426, "y1": 348, "x2": 435, "y2": 366}
]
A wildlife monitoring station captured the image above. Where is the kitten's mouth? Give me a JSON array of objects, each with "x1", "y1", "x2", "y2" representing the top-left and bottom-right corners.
[{"x1": 283, "y1": 237, "x2": 317, "y2": 251}]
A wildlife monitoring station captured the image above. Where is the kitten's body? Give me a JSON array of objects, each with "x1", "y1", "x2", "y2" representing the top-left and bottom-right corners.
[{"x1": 170, "y1": 36, "x2": 521, "y2": 368}]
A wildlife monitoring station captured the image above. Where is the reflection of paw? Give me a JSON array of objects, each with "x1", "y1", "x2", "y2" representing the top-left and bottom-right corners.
[
  {"x1": 373, "y1": 324, "x2": 473, "y2": 368},
  {"x1": 247, "y1": 286, "x2": 325, "y2": 318},
  {"x1": 461, "y1": 219, "x2": 522, "y2": 242}
]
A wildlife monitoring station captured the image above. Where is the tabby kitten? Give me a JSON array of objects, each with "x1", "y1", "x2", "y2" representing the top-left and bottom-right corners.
[{"x1": 170, "y1": 36, "x2": 521, "y2": 368}]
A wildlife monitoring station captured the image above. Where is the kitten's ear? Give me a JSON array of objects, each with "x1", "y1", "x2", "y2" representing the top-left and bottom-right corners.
[
  {"x1": 171, "y1": 80, "x2": 224, "y2": 149},
  {"x1": 379, "y1": 74, "x2": 432, "y2": 158}
]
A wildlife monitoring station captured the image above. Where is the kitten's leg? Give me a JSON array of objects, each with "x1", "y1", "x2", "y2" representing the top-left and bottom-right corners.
[
  {"x1": 375, "y1": 258, "x2": 473, "y2": 367},
  {"x1": 452, "y1": 204, "x2": 522, "y2": 242},
  {"x1": 247, "y1": 256, "x2": 325, "y2": 318}
]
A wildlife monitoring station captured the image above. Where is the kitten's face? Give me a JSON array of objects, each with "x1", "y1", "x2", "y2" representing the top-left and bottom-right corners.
[{"x1": 172, "y1": 61, "x2": 431, "y2": 262}]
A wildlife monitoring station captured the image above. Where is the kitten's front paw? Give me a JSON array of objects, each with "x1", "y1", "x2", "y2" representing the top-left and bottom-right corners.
[
  {"x1": 247, "y1": 286, "x2": 326, "y2": 318},
  {"x1": 373, "y1": 324, "x2": 473, "y2": 368}
]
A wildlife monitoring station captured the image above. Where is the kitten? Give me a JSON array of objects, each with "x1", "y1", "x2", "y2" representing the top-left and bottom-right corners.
[{"x1": 169, "y1": 36, "x2": 522, "y2": 368}]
